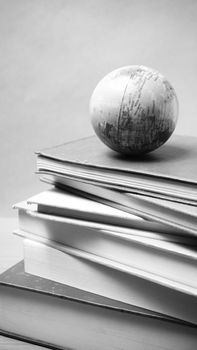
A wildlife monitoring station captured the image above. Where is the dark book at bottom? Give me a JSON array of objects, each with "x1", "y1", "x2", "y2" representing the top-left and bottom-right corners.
[{"x1": 0, "y1": 261, "x2": 197, "y2": 350}]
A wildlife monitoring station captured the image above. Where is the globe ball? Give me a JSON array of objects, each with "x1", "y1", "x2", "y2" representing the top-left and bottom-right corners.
[{"x1": 90, "y1": 65, "x2": 178, "y2": 155}]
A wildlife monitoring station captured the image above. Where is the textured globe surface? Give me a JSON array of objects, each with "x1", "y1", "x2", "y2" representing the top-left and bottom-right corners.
[{"x1": 90, "y1": 65, "x2": 178, "y2": 155}]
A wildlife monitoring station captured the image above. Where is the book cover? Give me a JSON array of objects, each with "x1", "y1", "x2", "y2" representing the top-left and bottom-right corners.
[
  {"x1": 26, "y1": 188, "x2": 188, "y2": 236},
  {"x1": 17, "y1": 192, "x2": 197, "y2": 243},
  {"x1": 39, "y1": 173, "x2": 197, "y2": 236},
  {"x1": 36, "y1": 134, "x2": 197, "y2": 184},
  {"x1": 16, "y1": 233, "x2": 197, "y2": 325},
  {"x1": 14, "y1": 203, "x2": 197, "y2": 290},
  {"x1": 2, "y1": 262, "x2": 196, "y2": 350},
  {"x1": 0, "y1": 261, "x2": 158, "y2": 314}
]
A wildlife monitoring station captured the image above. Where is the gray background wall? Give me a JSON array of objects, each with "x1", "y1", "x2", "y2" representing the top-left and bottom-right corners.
[{"x1": 1, "y1": 0, "x2": 197, "y2": 216}]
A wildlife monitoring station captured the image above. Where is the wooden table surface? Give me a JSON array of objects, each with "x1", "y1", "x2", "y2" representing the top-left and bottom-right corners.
[{"x1": 0, "y1": 217, "x2": 50, "y2": 349}]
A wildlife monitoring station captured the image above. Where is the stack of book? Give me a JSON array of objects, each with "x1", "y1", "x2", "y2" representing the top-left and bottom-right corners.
[{"x1": 1, "y1": 135, "x2": 197, "y2": 349}]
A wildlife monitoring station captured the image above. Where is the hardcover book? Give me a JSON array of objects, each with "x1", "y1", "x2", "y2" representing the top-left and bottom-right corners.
[
  {"x1": 15, "y1": 232, "x2": 197, "y2": 325},
  {"x1": 14, "y1": 202, "x2": 197, "y2": 290},
  {"x1": 39, "y1": 174, "x2": 197, "y2": 236},
  {"x1": 27, "y1": 187, "x2": 197, "y2": 236},
  {"x1": 36, "y1": 134, "x2": 197, "y2": 205},
  {"x1": 35, "y1": 135, "x2": 197, "y2": 235},
  {"x1": 1, "y1": 262, "x2": 197, "y2": 350}
]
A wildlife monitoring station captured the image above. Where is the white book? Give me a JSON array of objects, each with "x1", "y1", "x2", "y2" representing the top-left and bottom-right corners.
[
  {"x1": 40, "y1": 176, "x2": 197, "y2": 236},
  {"x1": 26, "y1": 188, "x2": 181, "y2": 234},
  {"x1": 15, "y1": 200, "x2": 183, "y2": 243},
  {"x1": 15, "y1": 201, "x2": 197, "y2": 290},
  {"x1": 19, "y1": 234, "x2": 197, "y2": 325}
]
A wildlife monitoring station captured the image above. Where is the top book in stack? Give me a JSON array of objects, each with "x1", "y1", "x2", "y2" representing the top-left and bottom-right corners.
[{"x1": 36, "y1": 135, "x2": 197, "y2": 235}]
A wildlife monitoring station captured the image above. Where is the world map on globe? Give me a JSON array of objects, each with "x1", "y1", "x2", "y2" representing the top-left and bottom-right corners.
[{"x1": 90, "y1": 66, "x2": 178, "y2": 155}]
